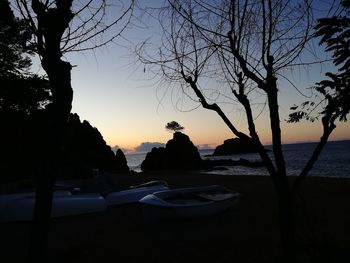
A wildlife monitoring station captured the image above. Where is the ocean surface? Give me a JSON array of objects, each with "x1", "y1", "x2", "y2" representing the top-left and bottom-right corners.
[{"x1": 126, "y1": 140, "x2": 350, "y2": 178}]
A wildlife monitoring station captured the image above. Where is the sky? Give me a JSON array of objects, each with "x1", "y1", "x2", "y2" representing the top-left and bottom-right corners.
[{"x1": 31, "y1": 1, "x2": 350, "y2": 153}]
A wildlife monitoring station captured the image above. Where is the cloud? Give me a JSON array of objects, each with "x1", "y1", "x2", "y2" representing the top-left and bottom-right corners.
[
  {"x1": 196, "y1": 144, "x2": 216, "y2": 150},
  {"x1": 111, "y1": 145, "x2": 132, "y2": 154},
  {"x1": 133, "y1": 142, "x2": 165, "y2": 153}
]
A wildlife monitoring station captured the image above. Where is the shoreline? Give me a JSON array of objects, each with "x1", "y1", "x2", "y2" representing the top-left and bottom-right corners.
[
  {"x1": 1, "y1": 172, "x2": 350, "y2": 262},
  {"x1": 3, "y1": 170, "x2": 350, "y2": 194}
]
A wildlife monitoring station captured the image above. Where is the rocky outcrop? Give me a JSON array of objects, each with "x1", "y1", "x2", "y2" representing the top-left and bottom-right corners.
[
  {"x1": 140, "y1": 133, "x2": 265, "y2": 172},
  {"x1": 141, "y1": 132, "x2": 203, "y2": 172},
  {"x1": 63, "y1": 113, "x2": 130, "y2": 177},
  {"x1": 141, "y1": 147, "x2": 167, "y2": 171},
  {"x1": 213, "y1": 138, "x2": 259, "y2": 156},
  {"x1": 115, "y1": 149, "x2": 130, "y2": 173},
  {"x1": 0, "y1": 111, "x2": 131, "y2": 183}
]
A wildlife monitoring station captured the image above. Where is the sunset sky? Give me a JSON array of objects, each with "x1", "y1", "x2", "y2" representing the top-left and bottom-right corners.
[{"x1": 30, "y1": 1, "x2": 350, "y2": 153}]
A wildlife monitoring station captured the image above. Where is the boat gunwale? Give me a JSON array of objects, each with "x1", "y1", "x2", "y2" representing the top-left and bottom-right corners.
[{"x1": 139, "y1": 185, "x2": 240, "y2": 208}]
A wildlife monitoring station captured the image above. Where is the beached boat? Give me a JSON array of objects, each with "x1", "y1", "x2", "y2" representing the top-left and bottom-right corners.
[
  {"x1": 0, "y1": 191, "x2": 107, "y2": 223},
  {"x1": 105, "y1": 180, "x2": 169, "y2": 206},
  {"x1": 139, "y1": 185, "x2": 240, "y2": 221}
]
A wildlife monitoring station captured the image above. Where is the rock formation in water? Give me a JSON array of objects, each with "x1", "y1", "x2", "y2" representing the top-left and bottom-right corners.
[
  {"x1": 115, "y1": 148, "x2": 130, "y2": 173},
  {"x1": 141, "y1": 132, "x2": 203, "y2": 171},
  {"x1": 213, "y1": 138, "x2": 259, "y2": 156}
]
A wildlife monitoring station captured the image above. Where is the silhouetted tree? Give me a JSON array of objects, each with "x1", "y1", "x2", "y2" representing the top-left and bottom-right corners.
[
  {"x1": 12, "y1": 0, "x2": 134, "y2": 261},
  {"x1": 0, "y1": 0, "x2": 51, "y2": 114},
  {"x1": 0, "y1": 0, "x2": 32, "y2": 76},
  {"x1": 165, "y1": 121, "x2": 184, "y2": 133},
  {"x1": 137, "y1": 0, "x2": 334, "y2": 261},
  {"x1": 0, "y1": 0, "x2": 51, "y2": 185},
  {"x1": 0, "y1": 75, "x2": 51, "y2": 114},
  {"x1": 289, "y1": 0, "x2": 350, "y2": 191}
]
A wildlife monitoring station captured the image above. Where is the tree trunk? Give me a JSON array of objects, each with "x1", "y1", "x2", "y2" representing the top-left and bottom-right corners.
[
  {"x1": 274, "y1": 176, "x2": 296, "y2": 263},
  {"x1": 28, "y1": 59, "x2": 73, "y2": 263},
  {"x1": 266, "y1": 77, "x2": 286, "y2": 177},
  {"x1": 265, "y1": 60, "x2": 296, "y2": 262}
]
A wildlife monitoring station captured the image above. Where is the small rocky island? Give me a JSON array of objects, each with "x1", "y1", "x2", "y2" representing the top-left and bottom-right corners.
[
  {"x1": 212, "y1": 138, "x2": 260, "y2": 156},
  {"x1": 141, "y1": 132, "x2": 264, "y2": 172},
  {"x1": 141, "y1": 132, "x2": 203, "y2": 172}
]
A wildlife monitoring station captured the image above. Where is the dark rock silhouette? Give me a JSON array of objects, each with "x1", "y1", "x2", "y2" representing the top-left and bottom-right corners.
[
  {"x1": 166, "y1": 132, "x2": 203, "y2": 168},
  {"x1": 213, "y1": 138, "x2": 259, "y2": 156},
  {"x1": 140, "y1": 132, "x2": 264, "y2": 172},
  {"x1": 141, "y1": 132, "x2": 203, "y2": 171},
  {"x1": 0, "y1": 111, "x2": 129, "y2": 183},
  {"x1": 63, "y1": 113, "x2": 130, "y2": 177},
  {"x1": 115, "y1": 149, "x2": 129, "y2": 173},
  {"x1": 141, "y1": 147, "x2": 167, "y2": 171}
]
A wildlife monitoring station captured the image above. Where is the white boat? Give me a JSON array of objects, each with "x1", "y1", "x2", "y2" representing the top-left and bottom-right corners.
[
  {"x1": 139, "y1": 185, "x2": 240, "y2": 221},
  {"x1": 0, "y1": 191, "x2": 107, "y2": 223},
  {"x1": 105, "y1": 180, "x2": 169, "y2": 206}
]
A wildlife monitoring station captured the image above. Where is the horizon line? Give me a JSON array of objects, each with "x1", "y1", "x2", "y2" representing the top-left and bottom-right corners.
[{"x1": 120, "y1": 139, "x2": 350, "y2": 155}]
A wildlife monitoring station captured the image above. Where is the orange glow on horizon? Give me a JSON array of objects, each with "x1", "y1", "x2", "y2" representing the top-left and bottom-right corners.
[{"x1": 104, "y1": 120, "x2": 349, "y2": 152}]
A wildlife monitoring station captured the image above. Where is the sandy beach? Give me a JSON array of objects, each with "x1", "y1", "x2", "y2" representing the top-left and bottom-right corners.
[{"x1": 1, "y1": 172, "x2": 350, "y2": 263}]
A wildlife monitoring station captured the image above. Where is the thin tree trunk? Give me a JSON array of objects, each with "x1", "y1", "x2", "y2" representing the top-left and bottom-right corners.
[
  {"x1": 28, "y1": 161, "x2": 55, "y2": 261},
  {"x1": 28, "y1": 59, "x2": 73, "y2": 263},
  {"x1": 292, "y1": 118, "x2": 336, "y2": 192},
  {"x1": 274, "y1": 176, "x2": 296, "y2": 263},
  {"x1": 266, "y1": 77, "x2": 286, "y2": 177},
  {"x1": 265, "y1": 62, "x2": 296, "y2": 262}
]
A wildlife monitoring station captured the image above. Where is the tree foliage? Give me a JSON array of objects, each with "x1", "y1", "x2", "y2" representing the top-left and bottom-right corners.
[
  {"x1": 288, "y1": 0, "x2": 350, "y2": 192},
  {"x1": 0, "y1": 0, "x2": 51, "y2": 114},
  {"x1": 314, "y1": 0, "x2": 350, "y2": 122},
  {"x1": 0, "y1": 75, "x2": 51, "y2": 113},
  {"x1": 289, "y1": 0, "x2": 350, "y2": 124},
  {"x1": 165, "y1": 121, "x2": 184, "y2": 133},
  {"x1": 0, "y1": 0, "x2": 32, "y2": 76}
]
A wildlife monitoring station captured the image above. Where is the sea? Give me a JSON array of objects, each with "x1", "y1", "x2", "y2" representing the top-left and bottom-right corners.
[{"x1": 125, "y1": 140, "x2": 350, "y2": 178}]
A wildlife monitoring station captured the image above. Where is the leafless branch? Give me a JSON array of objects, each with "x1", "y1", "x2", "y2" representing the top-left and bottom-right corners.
[{"x1": 15, "y1": 0, "x2": 135, "y2": 55}]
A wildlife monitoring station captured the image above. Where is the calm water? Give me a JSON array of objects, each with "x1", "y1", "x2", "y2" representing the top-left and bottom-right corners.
[{"x1": 126, "y1": 140, "x2": 350, "y2": 178}]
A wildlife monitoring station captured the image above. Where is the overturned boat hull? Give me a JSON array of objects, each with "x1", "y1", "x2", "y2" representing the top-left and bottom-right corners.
[
  {"x1": 0, "y1": 191, "x2": 106, "y2": 222},
  {"x1": 105, "y1": 181, "x2": 169, "y2": 206},
  {"x1": 139, "y1": 185, "x2": 240, "y2": 221}
]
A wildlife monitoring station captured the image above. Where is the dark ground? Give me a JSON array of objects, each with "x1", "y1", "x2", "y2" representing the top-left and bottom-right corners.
[{"x1": 1, "y1": 172, "x2": 350, "y2": 263}]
